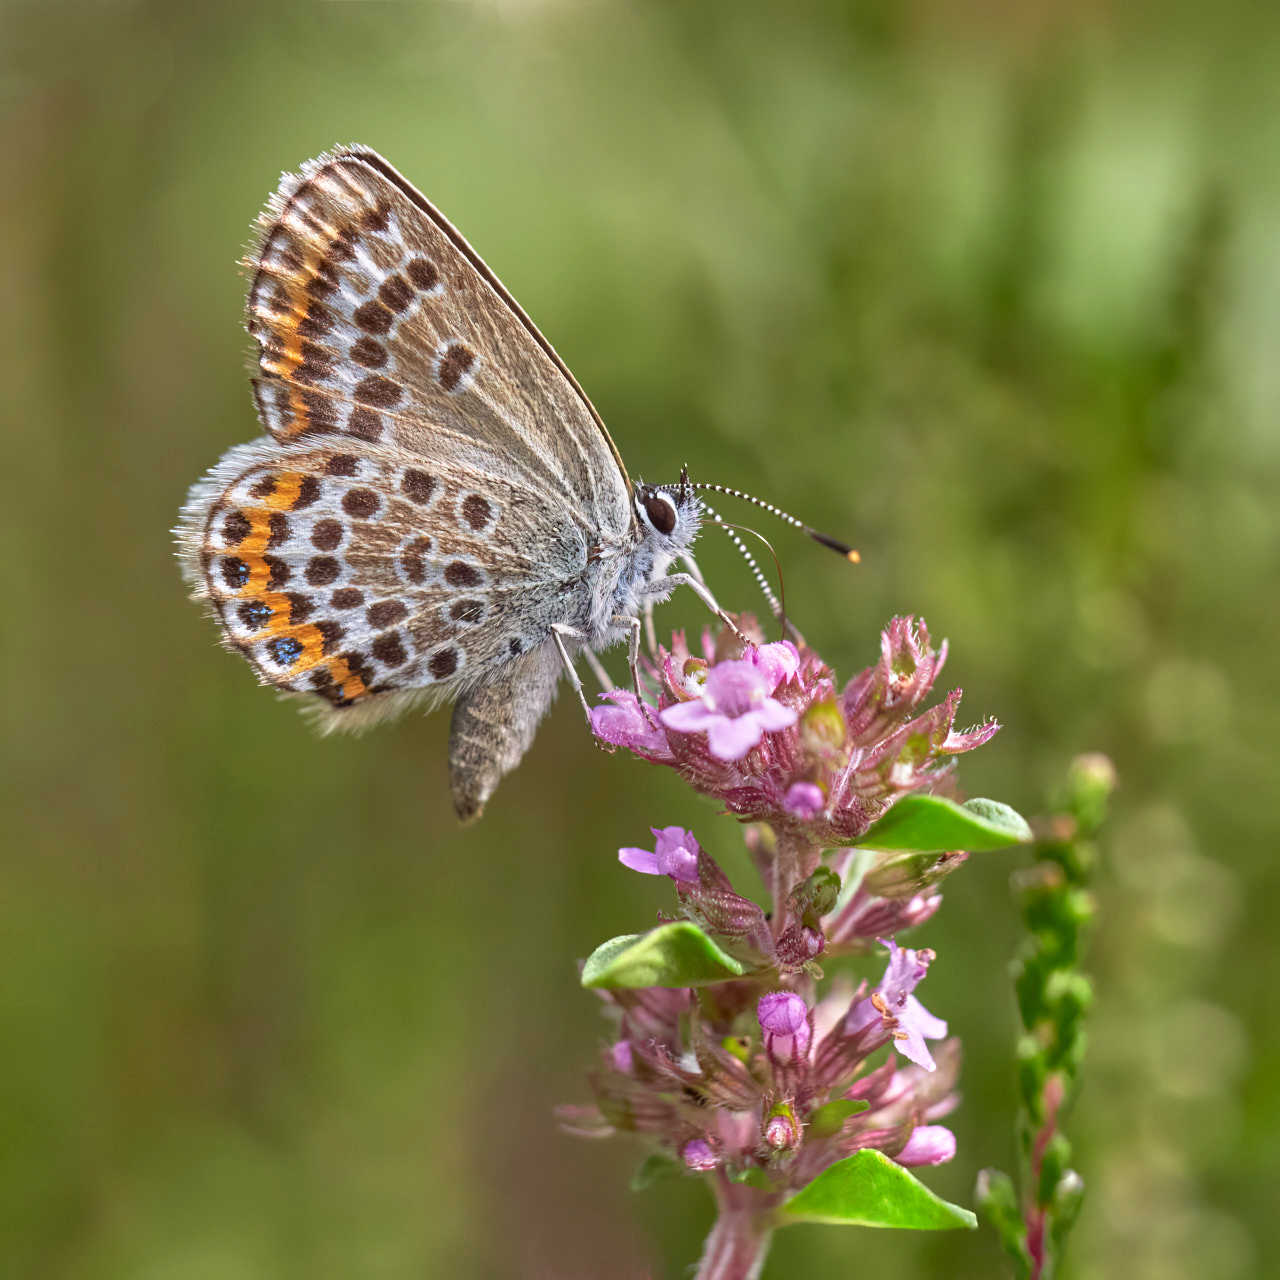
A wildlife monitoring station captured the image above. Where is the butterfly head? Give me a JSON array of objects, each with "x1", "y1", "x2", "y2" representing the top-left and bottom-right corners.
[{"x1": 634, "y1": 467, "x2": 700, "y2": 552}]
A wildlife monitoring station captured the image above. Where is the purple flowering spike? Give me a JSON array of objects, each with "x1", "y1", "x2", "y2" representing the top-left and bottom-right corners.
[
  {"x1": 846, "y1": 940, "x2": 947, "y2": 1072},
  {"x1": 590, "y1": 690, "x2": 671, "y2": 757},
  {"x1": 661, "y1": 658, "x2": 798, "y2": 761},
  {"x1": 563, "y1": 612, "x2": 1014, "y2": 1265},
  {"x1": 758, "y1": 992, "x2": 813, "y2": 1066},
  {"x1": 682, "y1": 1138, "x2": 719, "y2": 1171},
  {"x1": 895, "y1": 1124, "x2": 956, "y2": 1166},
  {"x1": 619, "y1": 826, "x2": 701, "y2": 885}
]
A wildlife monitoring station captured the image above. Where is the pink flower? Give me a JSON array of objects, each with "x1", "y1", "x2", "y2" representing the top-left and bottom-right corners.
[
  {"x1": 846, "y1": 940, "x2": 948, "y2": 1072},
  {"x1": 589, "y1": 689, "x2": 671, "y2": 757},
  {"x1": 682, "y1": 1138, "x2": 719, "y2": 1171},
  {"x1": 661, "y1": 657, "x2": 798, "y2": 760},
  {"x1": 758, "y1": 991, "x2": 813, "y2": 1066},
  {"x1": 618, "y1": 826, "x2": 701, "y2": 885}
]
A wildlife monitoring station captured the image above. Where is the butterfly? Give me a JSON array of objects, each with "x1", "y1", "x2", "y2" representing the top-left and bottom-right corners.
[{"x1": 177, "y1": 146, "x2": 742, "y2": 821}]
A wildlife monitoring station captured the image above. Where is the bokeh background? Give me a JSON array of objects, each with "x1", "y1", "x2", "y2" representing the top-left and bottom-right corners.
[{"x1": 3, "y1": 1, "x2": 1276, "y2": 1276}]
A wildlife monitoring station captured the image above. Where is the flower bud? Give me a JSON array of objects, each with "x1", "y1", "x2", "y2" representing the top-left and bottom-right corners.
[
  {"x1": 800, "y1": 698, "x2": 847, "y2": 756},
  {"x1": 682, "y1": 1138, "x2": 719, "y2": 1171},
  {"x1": 775, "y1": 922, "x2": 825, "y2": 971},
  {"x1": 863, "y1": 849, "x2": 968, "y2": 899},
  {"x1": 762, "y1": 1100, "x2": 802, "y2": 1155},
  {"x1": 783, "y1": 781, "x2": 825, "y2": 820},
  {"x1": 677, "y1": 656, "x2": 709, "y2": 698},
  {"x1": 789, "y1": 865, "x2": 841, "y2": 922},
  {"x1": 757, "y1": 992, "x2": 813, "y2": 1066},
  {"x1": 1061, "y1": 752, "x2": 1117, "y2": 837}
]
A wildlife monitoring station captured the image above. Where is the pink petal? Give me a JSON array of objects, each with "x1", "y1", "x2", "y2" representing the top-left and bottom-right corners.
[
  {"x1": 895, "y1": 1125, "x2": 956, "y2": 1166},
  {"x1": 660, "y1": 701, "x2": 719, "y2": 733},
  {"x1": 705, "y1": 715, "x2": 764, "y2": 761},
  {"x1": 754, "y1": 698, "x2": 799, "y2": 732},
  {"x1": 905, "y1": 994, "x2": 947, "y2": 1041},
  {"x1": 618, "y1": 847, "x2": 661, "y2": 875}
]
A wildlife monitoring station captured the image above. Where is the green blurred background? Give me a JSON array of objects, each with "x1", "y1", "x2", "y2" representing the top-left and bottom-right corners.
[{"x1": 3, "y1": 1, "x2": 1275, "y2": 1276}]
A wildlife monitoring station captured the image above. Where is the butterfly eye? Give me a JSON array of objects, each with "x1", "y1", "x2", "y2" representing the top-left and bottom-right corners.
[{"x1": 642, "y1": 492, "x2": 678, "y2": 536}]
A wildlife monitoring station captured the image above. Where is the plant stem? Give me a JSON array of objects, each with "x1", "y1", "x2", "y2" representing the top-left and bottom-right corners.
[
  {"x1": 695, "y1": 1175, "x2": 776, "y2": 1280},
  {"x1": 1026, "y1": 1075, "x2": 1064, "y2": 1280},
  {"x1": 768, "y1": 834, "x2": 823, "y2": 939}
]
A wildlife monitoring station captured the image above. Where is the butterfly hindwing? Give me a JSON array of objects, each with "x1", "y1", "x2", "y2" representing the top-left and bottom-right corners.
[
  {"x1": 448, "y1": 643, "x2": 563, "y2": 822},
  {"x1": 180, "y1": 437, "x2": 590, "y2": 724}
]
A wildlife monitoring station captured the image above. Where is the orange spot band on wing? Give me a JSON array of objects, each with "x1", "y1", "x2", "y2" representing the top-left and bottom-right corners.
[
  {"x1": 257, "y1": 247, "x2": 328, "y2": 440},
  {"x1": 226, "y1": 476, "x2": 369, "y2": 701}
]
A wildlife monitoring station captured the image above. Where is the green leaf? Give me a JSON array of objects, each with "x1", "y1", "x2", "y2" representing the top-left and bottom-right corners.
[
  {"x1": 630, "y1": 1153, "x2": 681, "y2": 1191},
  {"x1": 855, "y1": 794, "x2": 1032, "y2": 853},
  {"x1": 581, "y1": 922, "x2": 750, "y2": 989},
  {"x1": 778, "y1": 1149, "x2": 978, "y2": 1230},
  {"x1": 807, "y1": 1098, "x2": 871, "y2": 1139}
]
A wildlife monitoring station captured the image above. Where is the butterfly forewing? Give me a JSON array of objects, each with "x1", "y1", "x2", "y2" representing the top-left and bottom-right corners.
[{"x1": 245, "y1": 147, "x2": 631, "y2": 530}]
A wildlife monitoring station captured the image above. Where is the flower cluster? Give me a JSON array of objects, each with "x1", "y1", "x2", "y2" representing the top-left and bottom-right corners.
[
  {"x1": 591, "y1": 616, "x2": 997, "y2": 850},
  {"x1": 564, "y1": 933, "x2": 960, "y2": 1185},
  {"x1": 563, "y1": 617, "x2": 1005, "y2": 1276},
  {"x1": 561, "y1": 825, "x2": 961, "y2": 1197}
]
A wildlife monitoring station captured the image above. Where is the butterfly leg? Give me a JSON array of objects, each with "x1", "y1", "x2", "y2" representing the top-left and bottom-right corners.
[
  {"x1": 609, "y1": 613, "x2": 650, "y2": 711},
  {"x1": 550, "y1": 624, "x2": 593, "y2": 725}
]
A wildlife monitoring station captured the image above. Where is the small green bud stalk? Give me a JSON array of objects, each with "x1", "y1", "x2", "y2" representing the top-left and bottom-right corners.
[{"x1": 977, "y1": 754, "x2": 1115, "y2": 1280}]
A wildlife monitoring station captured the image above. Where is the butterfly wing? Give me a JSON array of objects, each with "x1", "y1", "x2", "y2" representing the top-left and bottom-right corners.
[
  {"x1": 243, "y1": 145, "x2": 632, "y2": 534},
  {"x1": 448, "y1": 645, "x2": 562, "y2": 822},
  {"x1": 178, "y1": 436, "x2": 591, "y2": 731},
  {"x1": 180, "y1": 146, "x2": 638, "y2": 813}
]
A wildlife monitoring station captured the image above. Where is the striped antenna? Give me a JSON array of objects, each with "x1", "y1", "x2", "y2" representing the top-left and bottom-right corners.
[
  {"x1": 698, "y1": 496, "x2": 782, "y2": 618},
  {"x1": 689, "y1": 483, "x2": 860, "y2": 563}
]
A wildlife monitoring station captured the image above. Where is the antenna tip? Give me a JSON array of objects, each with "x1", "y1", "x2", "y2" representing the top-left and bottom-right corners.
[{"x1": 846, "y1": 549, "x2": 861, "y2": 564}]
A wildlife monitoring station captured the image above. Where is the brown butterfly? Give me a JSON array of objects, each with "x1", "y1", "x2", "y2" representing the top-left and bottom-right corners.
[{"x1": 177, "y1": 146, "x2": 749, "y2": 820}]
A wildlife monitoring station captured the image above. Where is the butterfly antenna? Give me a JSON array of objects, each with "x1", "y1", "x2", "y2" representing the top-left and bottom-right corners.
[
  {"x1": 690, "y1": 483, "x2": 860, "y2": 563},
  {"x1": 698, "y1": 501, "x2": 804, "y2": 642},
  {"x1": 698, "y1": 499, "x2": 782, "y2": 618}
]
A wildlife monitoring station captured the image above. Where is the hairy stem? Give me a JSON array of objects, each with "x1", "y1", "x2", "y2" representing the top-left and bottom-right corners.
[
  {"x1": 767, "y1": 832, "x2": 823, "y2": 939},
  {"x1": 695, "y1": 1175, "x2": 777, "y2": 1280}
]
